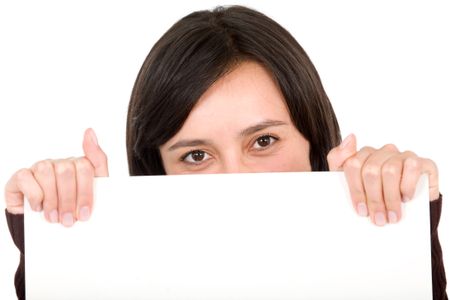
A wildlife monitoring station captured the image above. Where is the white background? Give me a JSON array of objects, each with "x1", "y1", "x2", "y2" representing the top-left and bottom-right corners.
[{"x1": 0, "y1": 0, "x2": 449, "y2": 298}]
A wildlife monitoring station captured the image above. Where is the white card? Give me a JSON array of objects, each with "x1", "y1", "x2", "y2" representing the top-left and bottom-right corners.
[{"x1": 25, "y1": 172, "x2": 432, "y2": 299}]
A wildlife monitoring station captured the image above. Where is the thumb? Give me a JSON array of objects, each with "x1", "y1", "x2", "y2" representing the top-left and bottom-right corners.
[
  {"x1": 82, "y1": 128, "x2": 109, "y2": 177},
  {"x1": 327, "y1": 134, "x2": 357, "y2": 171}
]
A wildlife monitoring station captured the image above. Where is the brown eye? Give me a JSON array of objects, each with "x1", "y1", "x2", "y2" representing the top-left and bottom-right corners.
[
  {"x1": 191, "y1": 150, "x2": 205, "y2": 161},
  {"x1": 257, "y1": 136, "x2": 271, "y2": 147},
  {"x1": 182, "y1": 150, "x2": 210, "y2": 164},
  {"x1": 253, "y1": 135, "x2": 278, "y2": 150}
]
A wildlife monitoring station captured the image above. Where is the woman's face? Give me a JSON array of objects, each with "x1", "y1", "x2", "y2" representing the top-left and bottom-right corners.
[{"x1": 160, "y1": 61, "x2": 311, "y2": 174}]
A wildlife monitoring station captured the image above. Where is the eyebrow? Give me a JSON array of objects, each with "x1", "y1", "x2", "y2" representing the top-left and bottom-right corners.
[
  {"x1": 168, "y1": 139, "x2": 214, "y2": 151},
  {"x1": 168, "y1": 120, "x2": 287, "y2": 151},
  {"x1": 239, "y1": 120, "x2": 287, "y2": 137}
]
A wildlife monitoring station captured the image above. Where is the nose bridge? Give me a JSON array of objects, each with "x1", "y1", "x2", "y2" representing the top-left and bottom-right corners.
[{"x1": 220, "y1": 149, "x2": 249, "y2": 174}]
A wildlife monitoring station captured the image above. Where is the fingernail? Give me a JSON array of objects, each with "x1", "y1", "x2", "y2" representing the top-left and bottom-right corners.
[
  {"x1": 357, "y1": 203, "x2": 368, "y2": 217},
  {"x1": 375, "y1": 212, "x2": 386, "y2": 226},
  {"x1": 402, "y1": 196, "x2": 411, "y2": 202},
  {"x1": 49, "y1": 209, "x2": 58, "y2": 223},
  {"x1": 388, "y1": 211, "x2": 398, "y2": 224},
  {"x1": 62, "y1": 213, "x2": 74, "y2": 227},
  {"x1": 340, "y1": 134, "x2": 353, "y2": 149},
  {"x1": 79, "y1": 206, "x2": 90, "y2": 221},
  {"x1": 90, "y1": 129, "x2": 98, "y2": 145}
]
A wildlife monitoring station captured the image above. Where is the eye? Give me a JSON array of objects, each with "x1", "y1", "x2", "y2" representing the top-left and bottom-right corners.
[
  {"x1": 252, "y1": 134, "x2": 279, "y2": 150},
  {"x1": 182, "y1": 150, "x2": 211, "y2": 164}
]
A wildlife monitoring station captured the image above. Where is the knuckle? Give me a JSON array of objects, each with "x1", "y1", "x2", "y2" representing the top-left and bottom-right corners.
[
  {"x1": 344, "y1": 157, "x2": 363, "y2": 171},
  {"x1": 27, "y1": 197, "x2": 38, "y2": 206},
  {"x1": 16, "y1": 168, "x2": 31, "y2": 182},
  {"x1": 362, "y1": 163, "x2": 381, "y2": 180},
  {"x1": 400, "y1": 187, "x2": 413, "y2": 199},
  {"x1": 360, "y1": 146, "x2": 375, "y2": 153},
  {"x1": 366, "y1": 197, "x2": 382, "y2": 207},
  {"x1": 28, "y1": 189, "x2": 44, "y2": 204},
  {"x1": 34, "y1": 160, "x2": 53, "y2": 175},
  {"x1": 349, "y1": 189, "x2": 365, "y2": 202},
  {"x1": 403, "y1": 150, "x2": 417, "y2": 157},
  {"x1": 381, "y1": 143, "x2": 398, "y2": 152},
  {"x1": 404, "y1": 157, "x2": 421, "y2": 171},
  {"x1": 425, "y1": 158, "x2": 438, "y2": 171},
  {"x1": 75, "y1": 158, "x2": 94, "y2": 176},
  {"x1": 55, "y1": 161, "x2": 75, "y2": 178},
  {"x1": 77, "y1": 194, "x2": 93, "y2": 206},
  {"x1": 381, "y1": 161, "x2": 401, "y2": 177}
]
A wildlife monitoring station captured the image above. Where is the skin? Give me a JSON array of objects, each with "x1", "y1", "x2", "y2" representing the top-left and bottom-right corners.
[
  {"x1": 4, "y1": 61, "x2": 440, "y2": 227},
  {"x1": 159, "y1": 61, "x2": 311, "y2": 175}
]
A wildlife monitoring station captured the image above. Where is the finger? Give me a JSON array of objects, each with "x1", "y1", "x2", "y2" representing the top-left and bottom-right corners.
[
  {"x1": 74, "y1": 157, "x2": 95, "y2": 221},
  {"x1": 398, "y1": 153, "x2": 438, "y2": 202},
  {"x1": 327, "y1": 134, "x2": 357, "y2": 171},
  {"x1": 5, "y1": 169, "x2": 44, "y2": 214},
  {"x1": 423, "y1": 159, "x2": 439, "y2": 201},
  {"x1": 399, "y1": 153, "x2": 422, "y2": 202},
  {"x1": 381, "y1": 155, "x2": 403, "y2": 224},
  {"x1": 31, "y1": 160, "x2": 59, "y2": 223},
  {"x1": 54, "y1": 160, "x2": 77, "y2": 227},
  {"x1": 343, "y1": 146, "x2": 375, "y2": 218},
  {"x1": 362, "y1": 144, "x2": 399, "y2": 226},
  {"x1": 82, "y1": 128, "x2": 109, "y2": 177}
]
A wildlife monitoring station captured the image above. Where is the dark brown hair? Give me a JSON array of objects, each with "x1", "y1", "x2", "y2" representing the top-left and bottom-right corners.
[{"x1": 126, "y1": 5, "x2": 341, "y2": 175}]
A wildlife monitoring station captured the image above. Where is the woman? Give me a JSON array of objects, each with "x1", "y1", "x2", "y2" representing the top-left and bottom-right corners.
[{"x1": 4, "y1": 5, "x2": 447, "y2": 299}]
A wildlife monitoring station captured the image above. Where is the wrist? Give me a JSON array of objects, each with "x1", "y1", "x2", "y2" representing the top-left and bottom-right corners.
[{"x1": 6, "y1": 206, "x2": 24, "y2": 215}]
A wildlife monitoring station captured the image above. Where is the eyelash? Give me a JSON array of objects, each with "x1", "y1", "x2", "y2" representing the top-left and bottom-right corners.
[
  {"x1": 251, "y1": 134, "x2": 279, "y2": 151},
  {"x1": 179, "y1": 134, "x2": 280, "y2": 165},
  {"x1": 180, "y1": 150, "x2": 212, "y2": 165}
]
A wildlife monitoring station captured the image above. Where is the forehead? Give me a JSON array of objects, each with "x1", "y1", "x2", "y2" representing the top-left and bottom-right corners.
[
  {"x1": 179, "y1": 61, "x2": 291, "y2": 131},
  {"x1": 158, "y1": 61, "x2": 296, "y2": 154}
]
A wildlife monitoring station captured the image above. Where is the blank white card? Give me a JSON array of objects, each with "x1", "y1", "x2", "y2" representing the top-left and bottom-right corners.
[{"x1": 25, "y1": 172, "x2": 432, "y2": 300}]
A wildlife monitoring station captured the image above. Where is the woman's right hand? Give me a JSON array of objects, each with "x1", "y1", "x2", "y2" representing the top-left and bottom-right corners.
[{"x1": 4, "y1": 128, "x2": 108, "y2": 227}]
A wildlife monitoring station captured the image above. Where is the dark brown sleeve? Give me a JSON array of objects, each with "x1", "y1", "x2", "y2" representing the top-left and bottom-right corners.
[
  {"x1": 430, "y1": 195, "x2": 448, "y2": 300},
  {"x1": 5, "y1": 209, "x2": 25, "y2": 300}
]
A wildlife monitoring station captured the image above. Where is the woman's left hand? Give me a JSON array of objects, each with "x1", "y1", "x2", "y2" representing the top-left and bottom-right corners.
[{"x1": 327, "y1": 134, "x2": 439, "y2": 226}]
